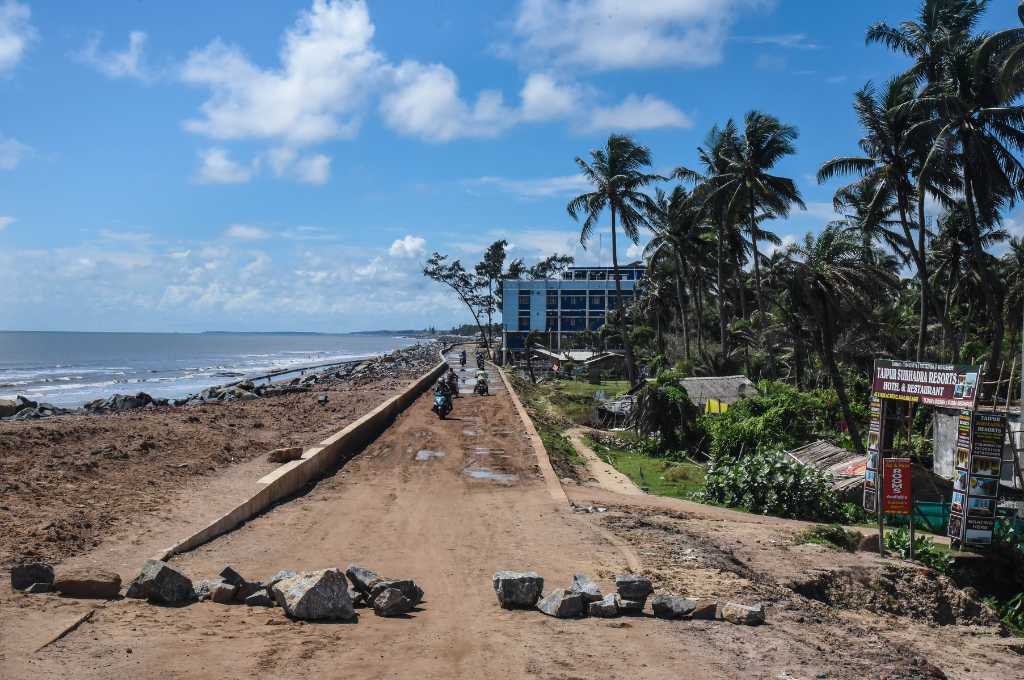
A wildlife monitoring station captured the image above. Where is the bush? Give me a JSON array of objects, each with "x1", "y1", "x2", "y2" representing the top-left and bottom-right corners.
[
  {"x1": 702, "y1": 381, "x2": 846, "y2": 461},
  {"x1": 883, "y1": 528, "x2": 952, "y2": 574},
  {"x1": 796, "y1": 524, "x2": 863, "y2": 552},
  {"x1": 699, "y1": 449, "x2": 854, "y2": 522},
  {"x1": 633, "y1": 368, "x2": 702, "y2": 452}
]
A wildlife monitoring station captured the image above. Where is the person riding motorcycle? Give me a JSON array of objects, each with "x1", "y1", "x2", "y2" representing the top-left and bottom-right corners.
[
  {"x1": 446, "y1": 368, "x2": 460, "y2": 398},
  {"x1": 474, "y1": 369, "x2": 489, "y2": 396},
  {"x1": 432, "y1": 377, "x2": 453, "y2": 418},
  {"x1": 459, "y1": 350, "x2": 467, "y2": 367},
  {"x1": 475, "y1": 351, "x2": 485, "y2": 370}
]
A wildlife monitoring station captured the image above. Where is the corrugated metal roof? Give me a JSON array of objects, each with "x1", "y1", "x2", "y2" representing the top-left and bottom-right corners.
[
  {"x1": 681, "y1": 375, "x2": 757, "y2": 406},
  {"x1": 786, "y1": 439, "x2": 866, "y2": 493}
]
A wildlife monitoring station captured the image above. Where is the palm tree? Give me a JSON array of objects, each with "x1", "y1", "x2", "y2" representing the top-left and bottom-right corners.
[
  {"x1": 829, "y1": 175, "x2": 907, "y2": 264},
  {"x1": 703, "y1": 111, "x2": 805, "y2": 324},
  {"x1": 568, "y1": 134, "x2": 662, "y2": 385},
  {"x1": 818, "y1": 77, "x2": 941, "y2": 360},
  {"x1": 781, "y1": 226, "x2": 898, "y2": 456}
]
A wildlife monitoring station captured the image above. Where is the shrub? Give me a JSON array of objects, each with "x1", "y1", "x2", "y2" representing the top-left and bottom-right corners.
[
  {"x1": 702, "y1": 381, "x2": 846, "y2": 461},
  {"x1": 796, "y1": 524, "x2": 863, "y2": 552},
  {"x1": 883, "y1": 528, "x2": 952, "y2": 574},
  {"x1": 632, "y1": 368, "x2": 702, "y2": 452},
  {"x1": 699, "y1": 449, "x2": 853, "y2": 522}
]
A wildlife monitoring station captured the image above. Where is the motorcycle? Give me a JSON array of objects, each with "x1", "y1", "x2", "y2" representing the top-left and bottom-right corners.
[
  {"x1": 459, "y1": 351, "x2": 467, "y2": 368},
  {"x1": 474, "y1": 377, "x2": 489, "y2": 396},
  {"x1": 447, "y1": 373, "x2": 460, "y2": 398},
  {"x1": 432, "y1": 390, "x2": 453, "y2": 419},
  {"x1": 476, "y1": 354, "x2": 485, "y2": 370}
]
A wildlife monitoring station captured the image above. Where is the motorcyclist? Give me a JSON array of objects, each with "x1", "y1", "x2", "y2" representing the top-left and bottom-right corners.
[
  {"x1": 475, "y1": 351, "x2": 485, "y2": 370},
  {"x1": 474, "y1": 369, "x2": 489, "y2": 395},
  {"x1": 459, "y1": 350, "x2": 467, "y2": 367},
  {"x1": 435, "y1": 377, "x2": 451, "y2": 399},
  {"x1": 446, "y1": 368, "x2": 460, "y2": 397}
]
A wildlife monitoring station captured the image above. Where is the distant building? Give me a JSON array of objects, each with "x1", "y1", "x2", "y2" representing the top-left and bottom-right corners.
[{"x1": 500, "y1": 263, "x2": 646, "y2": 355}]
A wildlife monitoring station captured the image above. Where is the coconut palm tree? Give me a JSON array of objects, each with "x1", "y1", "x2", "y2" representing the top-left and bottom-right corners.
[
  {"x1": 702, "y1": 111, "x2": 805, "y2": 324},
  {"x1": 567, "y1": 134, "x2": 662, "y2": 385},
  {"x1": 781, "y1": 226, "x2": 898, "y2": 455}
]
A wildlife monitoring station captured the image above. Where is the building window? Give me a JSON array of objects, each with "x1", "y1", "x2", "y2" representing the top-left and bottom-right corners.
[
  {"x1": 588, "y1": 292, "x2": 605, "y2": 310},
  {"x1": 546, "y1": 291, "x2": 558, "y2": 309},
  {"x1": 560, "y1": 290, "x2": 586, "y2": 310},
  {"x1": 588, "y1": 270, "x2": 606, "y2": 280},
  {"x1": 561, "y1": 317, "x2": 586, "y2": 332},
  {"x1": 518, "y1": 316, "x2": 530, "y2": 331},
  {"x1": 518, "y1": 292, "x2": 530, "y2": 311},
  {"x1": 545, "y1": 316, "x2": 558, "y2": 332}
]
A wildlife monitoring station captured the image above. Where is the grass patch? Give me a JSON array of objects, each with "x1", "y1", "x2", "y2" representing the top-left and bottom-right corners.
[
  {"x1": 524, "y1": 379, "x2": 631, "y2": 426},
  {"x1": 795, "y1": 524, "x2": 864, "y2": 552},
  {"x1": 586, "y1": 435, "x2": 705, "y2": 499},
  {"x1": 509, "y1": 374, "x2": 584, "y2": 480}
]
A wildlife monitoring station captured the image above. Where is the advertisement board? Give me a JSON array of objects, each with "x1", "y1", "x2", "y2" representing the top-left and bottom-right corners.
[
  {"x1": 882, "y1": 458, "x2": 912, "y2": 514},
  {"x1": 948, "y1": 411, "x2": 1005, "y2": 546},
  {"x1": 871, "y1": 359, "x2": 982, "y2": 410},
  {"x1": 862, "y1": 396, "x2": 881, "y2": 512}
]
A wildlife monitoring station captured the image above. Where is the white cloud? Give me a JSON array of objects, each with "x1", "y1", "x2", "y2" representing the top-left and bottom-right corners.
[
  {"x1": 0, "y1": 133, "x2": 30, "y2": 169},
  {"x1": 586, "y1": 94, "x2": 692, "y2": 132},
  {"x1": 500, "y1": 0, "x2": 765, "y2": 71},
  {"x1": 76, "y1": 31, "x2": 150, "y2": 80},
  {"x1": 0, "y1": 215, "x2": 13, "y2": 230},
  {"x1": 181, "y1": 0, "x2": 382, "y2": 145},
  {"x1": 803, "y1": 201, "x2": 841, "y2": 222},
  {"x1": 224, "y1": 224, "x2": 271, "y2": 240},
  {"x1": 519, "y1": 73, "x2": 580, "y2": 122},
  {"x1": 764, "y1": 233, "x2": 798, "y2": 256},
  {"x1": 388, "y1": 234, "x2": 426, "y2": 258},
  {"x1": 266, "y1": 147, "x2": 331, "y2": 184},
  {"x1": 194, "y1": 147, "x2": 258, "y2": 184},
  {"x1": 736, "y1": 33, "x2": 820, "y2": 49},
  {"x1": 466, "y1": 174, "x2": 591, "y2": 199},
  {"x1": 0, "y1": 1, "x2": 34, "y2": 75}
]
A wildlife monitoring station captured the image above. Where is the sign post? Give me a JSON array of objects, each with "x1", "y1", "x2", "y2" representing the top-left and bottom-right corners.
[
  {"x1": 949, "y1": 411, "x2": 1006, "y2": 548},
  {"x1": 882, "y1": 457, "x2": 913, "y2": 559}
]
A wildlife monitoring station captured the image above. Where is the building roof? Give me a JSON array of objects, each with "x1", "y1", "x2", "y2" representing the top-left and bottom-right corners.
[
  {"x1": 680, "y1": 375, "x2": 757, "y2": 406},
  {"x1": 786, "y1": 440, "x2": 866, "y2": 494}
]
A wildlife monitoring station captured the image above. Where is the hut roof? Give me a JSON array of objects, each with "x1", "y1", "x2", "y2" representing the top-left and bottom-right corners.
[
  {"x1": 680, "y1": 375, "x2": 757, "y2": 406},
  {"x1": 786, "y1": 439, "x2": 867, "y2": 494}
]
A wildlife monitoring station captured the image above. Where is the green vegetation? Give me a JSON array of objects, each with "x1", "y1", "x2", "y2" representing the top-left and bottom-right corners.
[
  {"x1": 632, "y1": 368, "x2": 701, "y2": 452},
  {"x1": 883, "y1": 528, "x2": 953, "y2": 575},
  {"x1": 587, "y1": 435, "x2": 705, "y2": 499},
  {"x1": 508, "y1": 374, "x2": 583, "y2": 479},
  {"x1": 795, "y1": 524, "x2": 864, "y2": 553},
  {"x1": 701, "y1": 449, "x2": 860, "y2": 523}
]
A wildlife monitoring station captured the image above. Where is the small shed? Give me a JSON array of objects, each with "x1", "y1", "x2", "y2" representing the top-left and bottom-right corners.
[
  {"x1": 681, "y1": 375, "x2": 757, "y2": 413},
  {"x1": 786, "y1": 440, "x2": 866, "y2": 502}
]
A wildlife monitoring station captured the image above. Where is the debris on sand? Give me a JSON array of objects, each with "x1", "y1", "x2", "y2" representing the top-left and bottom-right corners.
[
  {"x1": 720, "y1": 602, "x2": 766, "y2": 625},
  {"x1": 569, "y1": 573, "x2": 603, "y2": 603},
  {"x1": 651, "y1": 595, "x2": 698, "y2": 620},
  {"x1": 372, "y1": 587, "x2": 413, "y2": 617},
  {"x1": 492, "y1": 571, "x2": 544, "y2": 609},
  {"x1": 588, "y1": 592, "x2": 621, "y2": 617},
  {"x1": 537, "y1": 589, "x2": 584, "y2": 618},
  {"x1": 53, "y1": 568, "x2": 122, "y2": 598},
  {"x1": 125, "y1": 559, "x2": 194, "y2": 604},
  {"x1": 615, "y1": 574, "x2": 653, "y2": 614},
  {"x1": 11, "y1": 562, "x2": 54, "y2": 591}
]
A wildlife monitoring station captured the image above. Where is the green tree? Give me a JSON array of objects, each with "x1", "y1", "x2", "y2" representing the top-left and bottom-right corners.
[{"x1": 567, "y1": 134, "x2": 662, "y2": 385}]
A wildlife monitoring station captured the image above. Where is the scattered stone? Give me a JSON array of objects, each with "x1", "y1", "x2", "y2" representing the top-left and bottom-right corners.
[
  {"x1": 267, "y1": 447, "x2": 303, "y2": 463},
  {"x1": 368, "y1": 579, "x2": 424, "y2": 607},
  {"x1": 219, "y1": 565, "x2": 245, "y2": 587},
  {"x1": 210, "y1": 581, "x2": 238, "y2": 604},
  {"x1": 83, "y1": 392, "x2": 155, "y2": 413},
  {"x1": 691, "y1": 600, "x2": 719, "y2": 620},
  {"x1": 610, "y1": 573, "x2": 651, "y2": 610},
  {"x1": 345, "y1": 564, "x2": 383, "y2": 595},
  {"x1": 193, "y1": 579, "x2": 219, "y2": 601},
  {"x1": 0, "y1": 398, "x2": 21, "y2": 418},
  {"x1": 268, "y1": 570, "x2": 298, "y2": 587},
  {"x1": 373, "y1": 587, "x2": 413, "y2": 617},
  {"x1": 618, "y1": 599, "x2": 646, "y2": 615},
  {"x1": 348, "y1": 587, "x2": 367, "y2": 608},
  {"x1": 588, "y1": 593, "x2": 620, "y2": 618},
  {"x1": 271, "y1": 568, "x2": 355, "y2": 621},
  {"x1": 125, "y1": 559, "x2": 194, "y2": 604},
  {"x1": 24, "y1": 582, "x2": 52, "y2": 594},
  {"x1": 652, "y1": 595, "x2": 698, "y2": 620},
  {"x1": 569, "y1": 573, "x2": 602, "y2": 603},
  {"x1": 245, "y1": 590, "x2": 275, "y2": 607},
  {"x1": 721, "y1": 602, "x2": 766, "y2": 626},
  {"x1": 537, "y1": 589, "x2": 584, "y2": 619},
  {"x1": 493, "y1": 571, "x2": 544, "y2": 609},
  {"x1": 11, "y1": 562, "x2": 54, "y2": 591},
  {"x1": 236, "y1": 580, "x2": 265, "y2": 601},
  {"x1": 53, "y1": 569, "x2": 122, "y2": 598}
]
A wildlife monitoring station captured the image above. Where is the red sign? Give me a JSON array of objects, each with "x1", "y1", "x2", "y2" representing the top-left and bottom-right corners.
[{"x1": 882, "y1": 458, "x2": 912, "y2": 515}]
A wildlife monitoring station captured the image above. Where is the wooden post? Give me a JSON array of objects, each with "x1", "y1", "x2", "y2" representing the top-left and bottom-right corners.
[
  {"x1": 909, "y1": 486, "x2": 916, "y2": 562},
  {"x1": 1006, "y1": 355, "x2": 1016, "y2": 411}
]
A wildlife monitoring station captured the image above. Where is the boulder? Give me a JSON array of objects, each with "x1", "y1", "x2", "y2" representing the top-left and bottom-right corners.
[
  {"x1": 53, "y1": 569, "x2": 122, "y2": 599},
  {"x1": 125, "y1": 559, "x2": 194, "y2": 604},
  {"x1": 348, "y1": 587, "x2": 367, "y2": 608},
  {"x1": 617, "y1": 598, "x2": 646, "y2": 615},
  {"x1": 652, "y1": 595, "x2": 698, "y2": 620},
  {"x1": 236, "y1": 580, "x2": 265, "y2": 602},
  {"x1": 245, "y1": 590, "x2": 275, "y2": 607},
  {"x1": 537, "y1": 589, "x2": 584, "y2": 619},
  {"x1": 569, "y1": 573, "x2": 603, "y2": 603},
  {"x1": 219, "y1": 565, "x2": 246, "y2": 587},
  {"x1": 691, "y1": 600, "x2": 719, "y2": 620},
  {"x1": 0, "y1": 398, "x2": 20, "y2": 418},
  {"x1": 721, "y1": 603, "x2": 766, "y2": 626},
  {"x1": 193, "y1": 579, "x2": 219, "y2": 601},
  {"x1": 372, "y1": 587, "x2": 413, "y2": 617},
  {"x1": 345, "y1": 564, "x2": 382, "y2": 595},
  {"x1": 615, "y1": 574, "x2": 653, "y2": 603},
  {"x1": 210, "y1": 581, "x2": 238, "y2": 604},
  {"x1": 271, "y1": 569, "x2": 355, "y2": 621},
  {"x1": 11, "y1": 562, "x2": 54, "y2": 591},
  {"x1": 588, "y1": 593, "x2": 621, "y2": 618},
  {"x1": 368, "y1": 579, "x2": 423, "y2": 607},
  {"x1": 267, "y1": 447, "x2": 303, "y2": 464},
  {"x1": 24, "y1": 582, "x2": 51, "y2": 594},
  {"x1": 492, "y1": 571, "x2": 544, "y2": 609}
]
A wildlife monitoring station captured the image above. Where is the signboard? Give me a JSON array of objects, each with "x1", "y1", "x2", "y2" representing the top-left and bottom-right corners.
[
  {"x1": 871, "y1": 359, "x2": 981, "y2": 410},
  {"x1": 948, "y1": 411, "x2": 1006, "y2": 546},
  {"x1": 882, "y1": 458, "x2": 912, "y2": 514},
  {"x1": 862, "y1": 396, "x2": 881, "y2": 512}
]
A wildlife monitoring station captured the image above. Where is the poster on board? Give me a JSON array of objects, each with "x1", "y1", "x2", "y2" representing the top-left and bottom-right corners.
[
  {"x1": 947, "y1": 411, "x2": 1006, "y2": 547},
  {"x1": 862, "y1": 396, "x2": 882, "y2": 512},
  {"x1": 882, "y1": 458, "x2": 912, "y2": 514}
]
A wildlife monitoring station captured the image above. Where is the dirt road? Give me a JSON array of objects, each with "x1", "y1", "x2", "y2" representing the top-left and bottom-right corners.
[{"x1": 3, "y1": 351, "x2": 1022, "y2": 679}]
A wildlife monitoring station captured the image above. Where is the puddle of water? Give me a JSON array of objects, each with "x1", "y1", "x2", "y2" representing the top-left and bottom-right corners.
[
  {"x1": 415, "y1": 449, "x2": 446, "y2": 461},
  {"x1": 462, "y1": 466, "x2": 518, "y2": 483},
  {"x1": 463, "y1": 429, "x2": 479, "y2": 437}
]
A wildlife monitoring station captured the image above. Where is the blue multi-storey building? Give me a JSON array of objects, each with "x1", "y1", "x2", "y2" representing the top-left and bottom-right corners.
[{"x1": 500, "y1": 262, "x2": 646, "y2": 355}]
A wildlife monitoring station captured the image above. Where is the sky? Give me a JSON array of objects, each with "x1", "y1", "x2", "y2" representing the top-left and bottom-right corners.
[{"x1": 1, "y1": 0, "x2": 1022, "y2": 333}]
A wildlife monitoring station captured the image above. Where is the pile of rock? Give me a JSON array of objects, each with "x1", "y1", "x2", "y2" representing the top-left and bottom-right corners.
[
  {"x1": 0, "y1": 396, "x2": 73, "y2": 421},
  {"x1": 11, "y1": 559, "x2": 425, "y2": 623},
  {"x1": 492, "y1": 571, "x2": 765, "y2": 625},
  {"x1": 84, "y1": 392, "x2": 169, "y2": 413}
]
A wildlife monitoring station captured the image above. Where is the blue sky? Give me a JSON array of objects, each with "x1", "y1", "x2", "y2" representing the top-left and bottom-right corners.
[{"x1": 1, "y1": 0, "x2": 1021, "y2": 332}]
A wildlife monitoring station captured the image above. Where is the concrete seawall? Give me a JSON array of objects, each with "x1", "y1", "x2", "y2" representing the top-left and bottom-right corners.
[{"x1": 154, "y1": 347, "x2": 450, "y2": 560}]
